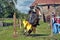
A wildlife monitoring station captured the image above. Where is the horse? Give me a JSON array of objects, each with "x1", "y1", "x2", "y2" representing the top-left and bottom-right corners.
[{"x1": 23, "y1": 6, "x2": 41, "y2": 35}]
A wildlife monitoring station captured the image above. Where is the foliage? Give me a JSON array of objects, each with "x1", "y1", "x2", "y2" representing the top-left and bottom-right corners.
[
  {"x1": 0, "y1": 0, "x2": 15, "y2": 18},
  {"x1": 0, "y1": 0, "x2": 29, "y2": 19}
]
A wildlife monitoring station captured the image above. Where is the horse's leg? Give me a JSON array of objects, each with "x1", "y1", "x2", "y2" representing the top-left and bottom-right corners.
[{"x1": 32, "y1": 26, "x2": 36, "y2": 33}]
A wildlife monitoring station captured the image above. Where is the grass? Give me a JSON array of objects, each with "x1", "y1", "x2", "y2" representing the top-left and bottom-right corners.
[
  {"x1": 0, "y1": 21, "x2": 60, "y2": 40},
  {"x1": 3, "y1": 19, "x2": 13, "y2": 23}
]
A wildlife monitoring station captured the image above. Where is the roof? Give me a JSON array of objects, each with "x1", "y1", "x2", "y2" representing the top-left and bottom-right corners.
[{"x1": 31, "y1": 0, "x2": 60, "y2": 6}]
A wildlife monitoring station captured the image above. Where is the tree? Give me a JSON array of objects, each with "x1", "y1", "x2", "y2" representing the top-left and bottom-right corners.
[
  {"x1": 0, "y1": 0, "x2": 28, "y2": 18},
  {"x1": 0, "y1": 0, "x2": 15, "y2": 18}
]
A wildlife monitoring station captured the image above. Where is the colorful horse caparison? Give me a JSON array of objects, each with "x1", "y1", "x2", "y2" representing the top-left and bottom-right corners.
[
  {"x1": 23, "y1": 19, "x2": 37, "y2": 35},
  {"x1": 23, "y1": 20, "x2": 32, "y2": 31}
]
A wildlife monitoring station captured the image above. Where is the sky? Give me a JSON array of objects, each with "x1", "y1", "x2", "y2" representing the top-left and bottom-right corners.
[{"x1": 15, "y1": 0, "x2": 35, "y2": 13}]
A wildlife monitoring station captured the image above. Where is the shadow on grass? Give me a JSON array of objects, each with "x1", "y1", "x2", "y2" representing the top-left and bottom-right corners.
[{"x1": 29, "y1": 34, "x2": 49, "y2": 37}]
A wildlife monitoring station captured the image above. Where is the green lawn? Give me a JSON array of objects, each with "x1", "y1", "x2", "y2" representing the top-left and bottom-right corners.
[
  {"x1": 0, "y1": 21, "x2": 60, "y2": 40},
  {"x1": 3, "y1": 19, "x2": 13, "y2": 23}
]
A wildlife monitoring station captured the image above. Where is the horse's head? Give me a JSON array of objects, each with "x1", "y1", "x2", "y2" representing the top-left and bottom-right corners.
[{"x1": 35, "y1": 7, "x2": 42, "y2": 16}]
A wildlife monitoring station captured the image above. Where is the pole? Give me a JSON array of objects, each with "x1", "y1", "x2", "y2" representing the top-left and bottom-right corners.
[
  {"x1": 19, "y1": 19, "x2": 21, "y2": 29},
  {"x1": 13, "y1": 13, "x2": 18, "y2": 37},
  {"x1": 47, "y1": 6, "x2": 53, "y2": 37}
]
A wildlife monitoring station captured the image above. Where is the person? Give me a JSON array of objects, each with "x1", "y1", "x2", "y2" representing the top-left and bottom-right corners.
[
  {"x1": 27, "y1": 8, "x2": 38, "y2": 34},
  {"x1": 28, "y1": 9, "x2": 38, "y2": 25},
  {"x1": 51, "y1": 12, "x2": 57, "y2": 25},
  {"x1": 52, "y1": 12, "x2": 56, "y2": 18}
]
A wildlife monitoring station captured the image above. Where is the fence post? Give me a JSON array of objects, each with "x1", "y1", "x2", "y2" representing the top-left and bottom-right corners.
[
  {"x1": 13, "y1": 13, "x2": 18, "y2": 37},
  {"x1": 19, "y1": 19, "x2": 21, "y2": 29}
]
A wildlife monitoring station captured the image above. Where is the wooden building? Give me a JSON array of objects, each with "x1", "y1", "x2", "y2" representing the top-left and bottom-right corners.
[{"x1": 31, "y1": 0, "x2": 60, "y2": 21}]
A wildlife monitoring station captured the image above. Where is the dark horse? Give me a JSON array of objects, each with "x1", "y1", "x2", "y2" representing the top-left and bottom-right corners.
[{"x1": 23, "y1": 6, "x2": 41, "y2": 36}]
